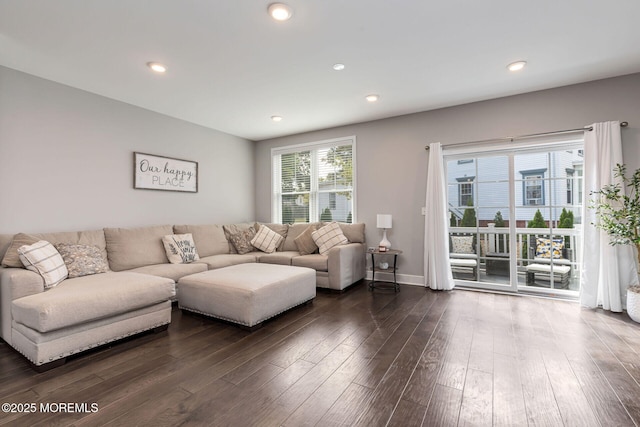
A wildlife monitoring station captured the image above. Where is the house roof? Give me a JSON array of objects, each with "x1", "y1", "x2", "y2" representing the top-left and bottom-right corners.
[{"x1": 1, "y1": 1, "x2": 639, "y2": 141}]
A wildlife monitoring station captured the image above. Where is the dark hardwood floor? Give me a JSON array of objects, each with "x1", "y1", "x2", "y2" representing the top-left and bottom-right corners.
[{"x1": 1, "y1": 280, "x2": 639, "y2": 426}]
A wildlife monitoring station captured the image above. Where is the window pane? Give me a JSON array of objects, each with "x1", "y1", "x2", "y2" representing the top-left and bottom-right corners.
[
  {"x1": 281, "y1": 151, "x2": 310, "y2": 193},
  {"x1": 282, "y1": 194, "x2": 309, "y2": 224}
]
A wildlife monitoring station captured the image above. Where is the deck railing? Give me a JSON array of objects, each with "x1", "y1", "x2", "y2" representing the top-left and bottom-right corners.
[{"x1": 449, "y1": 225, "x2": 581, "y2": 271}]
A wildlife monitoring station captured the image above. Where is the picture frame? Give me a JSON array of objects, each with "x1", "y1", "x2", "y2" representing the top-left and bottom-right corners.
[{"x1": 133, "y1": 152, "x2": 198, "y2": 193}]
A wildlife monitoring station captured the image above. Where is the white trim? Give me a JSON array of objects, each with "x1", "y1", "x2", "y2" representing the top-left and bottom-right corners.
[
  {"x1": 365, "y1": 271, "x2": 425, "y2": 287},
  {"x1": 271, "y1": 135, "x2": 356, "y2": 156}
]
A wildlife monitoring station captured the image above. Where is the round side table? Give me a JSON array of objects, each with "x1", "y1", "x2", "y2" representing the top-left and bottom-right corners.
[{"x1": 369, "y1": 249, "x2": 402, "y2": 291}]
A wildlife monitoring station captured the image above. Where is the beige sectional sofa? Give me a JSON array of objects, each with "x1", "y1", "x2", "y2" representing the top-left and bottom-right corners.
[{"x1": 0, "y1": 221, "x2": 365, "y2": 369}]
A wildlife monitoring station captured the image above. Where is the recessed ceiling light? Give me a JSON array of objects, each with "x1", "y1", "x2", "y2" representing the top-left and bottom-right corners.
[
  {"x1": 147, "y1": 62, "x2": 167, "y2": 73},
  {"x1": 271, "y1": 115, "x2": 283, "y2": 122},
  {"x1": 507, "y1": 61, "x2": 527, "y2": 72},
  {"x1": 268, "y1": 3, "x2": 293, "y2": 21},
  {"x1": 365, "y1": 94, "x2": 379, "y2": 102},
  {"x1": 332, "y1": 63, "x2": 345, "y2": 71}
]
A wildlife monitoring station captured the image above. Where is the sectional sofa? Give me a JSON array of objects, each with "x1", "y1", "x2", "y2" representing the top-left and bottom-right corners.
[{"x1": 0, "y1": 222, "x2": 366, "y2": 369}]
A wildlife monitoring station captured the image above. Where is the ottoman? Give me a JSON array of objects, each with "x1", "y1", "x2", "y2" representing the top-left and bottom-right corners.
[{"x1": 178, "y1": 263, "x2": 316, "y2": 329}]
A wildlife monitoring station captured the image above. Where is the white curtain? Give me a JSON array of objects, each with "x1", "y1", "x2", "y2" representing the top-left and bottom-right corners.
[
  {"x1": 581, "y1": 121, "x2": 639, "y2": 311},
  {"x1": 424, "y1": 142, "x2": 455, "y2": 290}
]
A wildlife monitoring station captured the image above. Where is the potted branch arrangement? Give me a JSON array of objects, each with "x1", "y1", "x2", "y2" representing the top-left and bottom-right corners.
[{"x1": 591, "y1": 164, "x2": 640, "y2": 322}]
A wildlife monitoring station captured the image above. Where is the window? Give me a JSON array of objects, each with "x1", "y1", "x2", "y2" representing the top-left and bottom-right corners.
[
  {"x1": 272, "y1": 136, "x2": 355, "y2": 224},
  {"x1": 566, "y1": 169, "x2": 575, "y2": 205},
  {"x1": 521, "y1": 169, "x2": 546, "y2": 205},
  {"x1": 456, "y1": 177, "x2": 475, "y2": 207}
]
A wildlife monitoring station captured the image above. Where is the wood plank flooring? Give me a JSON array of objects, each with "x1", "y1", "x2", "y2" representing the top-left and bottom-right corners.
[{"x1": 1, "y1": 281, "x2": 640, "y2": 426}]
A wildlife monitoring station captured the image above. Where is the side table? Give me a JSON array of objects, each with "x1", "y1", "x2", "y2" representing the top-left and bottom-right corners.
[{"x1": 369, "y1": 249, "x2": 402, "y2": 291}]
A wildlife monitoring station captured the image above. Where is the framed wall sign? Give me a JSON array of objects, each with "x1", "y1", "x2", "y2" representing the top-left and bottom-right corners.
[{"x1": 134, "y1": 152, "x2": 198, "y2": 193}]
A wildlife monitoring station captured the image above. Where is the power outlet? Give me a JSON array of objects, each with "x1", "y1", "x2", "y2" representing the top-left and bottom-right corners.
[{"x1": 421, "y1": 207, "x2": 426, "y2": 215}]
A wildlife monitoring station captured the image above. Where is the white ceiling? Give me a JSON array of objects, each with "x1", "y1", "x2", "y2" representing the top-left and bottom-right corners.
[{"x1": 2, "y1": 1, "x2": 640, "y2": 141}]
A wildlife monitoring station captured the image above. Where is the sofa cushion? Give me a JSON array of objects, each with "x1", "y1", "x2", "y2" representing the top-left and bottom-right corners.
[
  {"x1": 54, "y1": 243, "x2": 109, "y2": 278},
  {"x1": 129, "y1": 263, "x2": 207, "y2": 282},
  {"x1": 104, "y1": 225, "x2": 172, "y2": 271},
  {"x1": 256, "y1": 251, "x2": 300, "y2": 266},
  {"x1": 2, "y1": 230, "x2": 107, "y2": 269},
  {"x1": 292, "y1": 254, "x2": 328, "y2": 271},
  {"x1": 294, "y1": 225, "x2": 319, "y2": 255},
  {"x1": 18, "y1": 241, "x2": 68, "y2": 289},
  {"x1": 225, "y1": 225, "x2": 257, "y2": 255},
  {"x1": 196, "y1": 253, "x2": 258, "y2": 270},
  {"x1": 11, "y1": 271, "x2": 175, "y2": 333},
  {"x1": 312, "y1": 222, "x2": 348, "y2": 255},
  {"x1": 162, "y1": 234, "x2": 200, "y2": 264},
  {"x1": 173, "y1": 224, "x2": 229, "y2": 257},
  {"x1": 251, "y1": 225, "x2": 284, "y2": 254},
  {"x1": 338, "y1": 222, "x2": 366, "y2": 243}
]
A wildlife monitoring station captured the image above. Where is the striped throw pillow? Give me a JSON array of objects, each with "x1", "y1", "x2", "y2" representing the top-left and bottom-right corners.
[
  {"x1": 18, "y1": 240, "x2": 68, "y2": 289},
  {"x1": 251, "y1": 225, "x2": 284, "y2": 254},
  {"x1": 312, "y1": 222, "x2": 349, "y2": 255}
]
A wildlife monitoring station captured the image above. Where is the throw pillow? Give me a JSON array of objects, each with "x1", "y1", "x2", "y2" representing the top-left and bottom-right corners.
[
  {"x1": 54, "y1": 243, "x2": 109, "y2": 278},
  {"x1": 251, "y1": 224, "x2": 284, "y2": 254},
  {"x1": 1, "y1": 233, "x2": 39, "y2": 268},
  {"x1": 162, "y1": 234, "x2": 200, "y2": 264},
  {"x1": 451, "y1": 236, "x2": 474, "y2": 254},
  {"x1": 223, "y1": 223, "x2": 255, "y2": 254},
  {"x1": 535, "y1": 237, "x2": 564, "y2": 259},
  {"x1": 227, "y1": 226, "x2": 257, "y2": 255},
  {"x1": 294, "y1": 225, "x2": 319, "y2": 255},
  {"x1": 17, "y1": 240, "x2": 68, "y2": 289},
  {"x1": 312, "y1": 222, "x2": 348, "y2": 255}
]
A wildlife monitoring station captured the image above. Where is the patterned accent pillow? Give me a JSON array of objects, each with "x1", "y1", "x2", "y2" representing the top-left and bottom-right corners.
[
  {"x1": 54, "y1": 243, "x2": 109, "y2": 278},
  {"x1": 18, "y1": 240, "x2": 68, "y2": 288},
  {"x1": 162, "y1": 234, "x2": 200, "y2": 264},
  {"x1": 535, "y1": 237, "x2": 564, "y2": 259},
  {"x1": 312, "y1": 222, "x2": 348, "y2": 255},
  {"x1": 294, "y1": 225, "x2": 318, "y2": 255},
  {"x1": 451, "y1": 236, "x2": 474, "y2": 254},
  {"x1": 227, "y1": 227, "x2": 257, "y2": 255},
  {"x1": 251, "y1": 225, "x2": 284, "y2": 254}
]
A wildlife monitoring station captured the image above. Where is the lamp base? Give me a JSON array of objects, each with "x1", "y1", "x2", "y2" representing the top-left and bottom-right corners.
[{"x1": 379, "y1": 229, "x2": 391, "y2": 249}]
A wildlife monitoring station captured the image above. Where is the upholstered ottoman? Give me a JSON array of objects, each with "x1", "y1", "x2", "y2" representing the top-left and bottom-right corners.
[{"x1": 177, "y1": 263, "x2": 316, "y2": 329}]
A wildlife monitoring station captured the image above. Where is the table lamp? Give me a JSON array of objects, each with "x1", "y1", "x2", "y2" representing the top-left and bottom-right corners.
[{"x1": 377, "y1": 214, "x2": 392, "y2": 249}]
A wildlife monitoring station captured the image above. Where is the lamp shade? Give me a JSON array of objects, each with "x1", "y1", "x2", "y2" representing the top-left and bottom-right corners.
[{"x1": 377, "y1": 214, "x2": 392, "y2": 229}]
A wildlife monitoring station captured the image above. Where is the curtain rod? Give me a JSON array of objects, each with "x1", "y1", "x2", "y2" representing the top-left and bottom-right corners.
[{"x1": 424, "y1": 121, "x2": 629, "y2": 150}]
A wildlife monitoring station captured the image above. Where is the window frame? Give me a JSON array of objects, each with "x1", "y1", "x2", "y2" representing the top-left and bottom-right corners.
[
  {"x1": 271, "y1": 136, "x2": 356, "y2": 224},
  {"x1": 456, "y1": 176, "x2": 475, "y2": 207},
  {"x1": 521, "y1": 169, "x2": 546, "y2": 206}
]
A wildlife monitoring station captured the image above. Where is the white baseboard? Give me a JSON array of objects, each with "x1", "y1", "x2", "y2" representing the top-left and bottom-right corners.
[{"x1": 365, "y1": 271, "x2": 425, "y2": 287}]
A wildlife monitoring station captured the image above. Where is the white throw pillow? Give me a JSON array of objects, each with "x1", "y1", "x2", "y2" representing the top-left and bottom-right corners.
[
  {"x1": 18, "y1": 240, "x2": 68, "y2": 289},
  {"x1": 451, "y1": 236, "x2": 474, "y2": 254},
  {"x1": 312, "y1": 222, "x2": 349, "y2": 255},
  {"x1": 162, "y1": 233, "x2": 200, "y2": 264},
  {"x1": 251, "y1": 225, "x2": 284, "y2": 254}
]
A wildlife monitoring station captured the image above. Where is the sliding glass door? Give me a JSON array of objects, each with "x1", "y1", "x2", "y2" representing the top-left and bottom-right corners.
[{"x1": 445, "y1": 141, "x2": 583, "y2": 297}]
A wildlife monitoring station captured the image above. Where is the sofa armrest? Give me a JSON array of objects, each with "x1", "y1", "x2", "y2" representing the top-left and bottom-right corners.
[
  {"x1": 0, "y1": 267, "x2": 45, "y2": 344},
  {"x1": 327, "y1": 243, "x2": 366, "y2": 290}
]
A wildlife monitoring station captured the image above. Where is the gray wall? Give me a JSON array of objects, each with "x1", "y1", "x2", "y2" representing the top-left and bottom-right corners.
[
  {"x1": 0, "y1": 66, "x2": 255, "y2": 233},
  {"x1": 255, "y1": 73, "x2": 640, "y2": 284}
]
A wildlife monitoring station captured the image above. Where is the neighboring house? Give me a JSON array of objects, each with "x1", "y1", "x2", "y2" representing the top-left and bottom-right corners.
[{"x1": 447, "y1": 150, "x2": 584, "y2": 227}]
